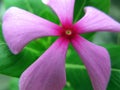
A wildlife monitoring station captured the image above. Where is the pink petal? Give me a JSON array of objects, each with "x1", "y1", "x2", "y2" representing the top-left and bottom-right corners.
[
  {"x1": 71, "y1": 35, "x2": 111, "y2": 90},
  {"x1": 74, "y1": 6, "x2": 120, "y2": 34},
  {"x1": 42, "y1": 0, "x2": 75, "y2": 25},
  {"x1": 19, "y1": 38, "x2": 69, "y2": 90},
  {"x1": 2, "y1": 7, "x2": 60, "y2": 54}
]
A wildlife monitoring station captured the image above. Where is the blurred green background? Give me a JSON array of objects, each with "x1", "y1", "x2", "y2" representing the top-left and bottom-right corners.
[{"x1": 0, "y1": 0, "x2": 120, "y2": 90}]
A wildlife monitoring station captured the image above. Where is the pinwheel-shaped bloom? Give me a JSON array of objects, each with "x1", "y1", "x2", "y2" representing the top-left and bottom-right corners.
[{"x1": 2, "y1": 0, "x2": 120, "y2": 90}]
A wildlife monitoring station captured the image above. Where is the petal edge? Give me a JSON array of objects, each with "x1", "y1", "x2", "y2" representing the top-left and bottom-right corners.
[
  {"x1": 42, "y1": 0, "x2": 75, "y2": 25},
  {"x1": 2, "y1": 7, "x2": 60, "y2": 54},
  {"x1": 19, "y1": 38, "x2": 69, "y2": 90},
  {"x1": 74, "y1": 6, "x2": 120, "y2": 34},
  {"x1": 71, "y1": 36, "x2": 111, "y2": 90}
]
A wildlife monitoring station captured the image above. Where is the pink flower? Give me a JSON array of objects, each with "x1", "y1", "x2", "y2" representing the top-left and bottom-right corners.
[{"x1": 2, "y1": 0, "x2": 120, "y2": 90}]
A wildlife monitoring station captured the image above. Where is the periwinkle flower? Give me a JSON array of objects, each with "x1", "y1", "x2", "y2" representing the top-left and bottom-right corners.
[{"x1": 2, "y1": 0, "x2": 120, "y2": 90}]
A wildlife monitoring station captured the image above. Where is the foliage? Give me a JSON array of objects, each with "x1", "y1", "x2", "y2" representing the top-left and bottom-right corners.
[{"x1": 1, "y1": 0, "x2": 120, "y2": 90}]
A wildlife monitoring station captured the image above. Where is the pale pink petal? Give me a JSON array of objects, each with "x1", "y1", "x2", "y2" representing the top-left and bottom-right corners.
[
  {"x1": 42, "y1": 0, "x2": 75, "y2": 25},
  {"x1": 74, "y1": 6, "x2": 120, "y2": 34},
  {"x1": 71, "y1": 35, "x2": 111, "y2": 90},
  {"x1": 19, "y1": 38, "x2": 69, "y2": 90},
  {"x1": 2, "y1": 7, "x2": 60, "y2": 54}
]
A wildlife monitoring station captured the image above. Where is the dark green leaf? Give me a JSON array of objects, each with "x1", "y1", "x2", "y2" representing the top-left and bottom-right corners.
[
  {"x1": 0, "y1": 24, "x2": 4, "y2": 41},
  {"x1": 0, "y1": 42, "x2": 40, "y2": 77},
  {"x1": 73, "y1": 0, "x2": 110, "y2": 39},
  {"x1": 87, "y1": 0, "x2": 110, "y2": 13},
  {"x1": 74, "y1": 0, "x2": 110, "y2": 22},
  {"x1": 105, "y1": 45, "x2": 120, "y2": 90}
]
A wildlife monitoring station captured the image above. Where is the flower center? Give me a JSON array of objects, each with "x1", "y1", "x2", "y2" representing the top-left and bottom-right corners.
[
  {"x1": 65, "y1": 30, "x2": 72, "y2": 35},
  {"x1": 59, "y1": 24, "x2": 78, "y2": 40},
  {"x1": 60, "y1": 28, "x2": 77, "y2": 40}
]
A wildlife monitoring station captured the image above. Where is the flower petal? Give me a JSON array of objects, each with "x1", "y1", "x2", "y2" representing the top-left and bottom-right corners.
[
  {"x1": 71, "y1": 35, "x2": 111, "y2": 90},
  {"x1": 2, "y1": 7, "x2": 60, "y2": 54},
  {"x1": 42, "y1": 0, "x2": 75, "y2": 25},
  {"x1": 74, "y1": 6, "x2": 120, "y2": 34},
  {"x1": 19, "y1": 38, "x2": 69, "y2": 90}
]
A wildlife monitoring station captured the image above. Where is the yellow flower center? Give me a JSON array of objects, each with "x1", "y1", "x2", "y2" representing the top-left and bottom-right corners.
[{"x1": 65, "y1": 30, "x2": 72, "y2": 35}]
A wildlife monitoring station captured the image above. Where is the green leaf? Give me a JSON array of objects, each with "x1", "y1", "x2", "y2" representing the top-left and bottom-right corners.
[
  {"x1": 0, "y1": 42, "x2": 40, "y2": 77},
  {"x1": 64, "y1": 45, "x2": 120, "y2": 90},
  {"x1": 1, "y1": 0, "x2": 59, "y2": 77},
  {"x1": 65, "y1": 45, "x2": 93, "y2": 90},
  {"x1": 74, "y1": 0, "x2": 110, "y2": 22},
  {"x1": 0, "y1": 23, "x2": 41, "y2": 77},
  {"x1": 1, "y1": 31, "x2": 120, "y2": 89},
  {"x1": 0, "y1": 15, "x2": 57, "y2": 77},
  {"x1": 0, "y1": 24, "x2": 4, "y2": 41},
  {"x1": 0, "y1": 0, "x2": 97, "y2": 77},
  {"x1": 65, "y1": 64, "x2": 93, "y2": 90},
  {"x1": 74, "y1": 0, "x2": 87, "y2": 22},
  {"x1": 73, "y1": 0, "x2": 110, "y2": 39},
  {"x1": 9, "y1": 78, "x2": 19, "y2": 90},
  {"x1": 3, "y1": 0, "x2": 60, "y2": 24},
  {"x1": 87, "y1": 0, "x2": 110, "y2": 13},
  {"x1": 106, "y1": 45, "x2": 120, "y2": 90},
  {"x1": 0, "y1": 0, "x2": 116, "y2": 89}
]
